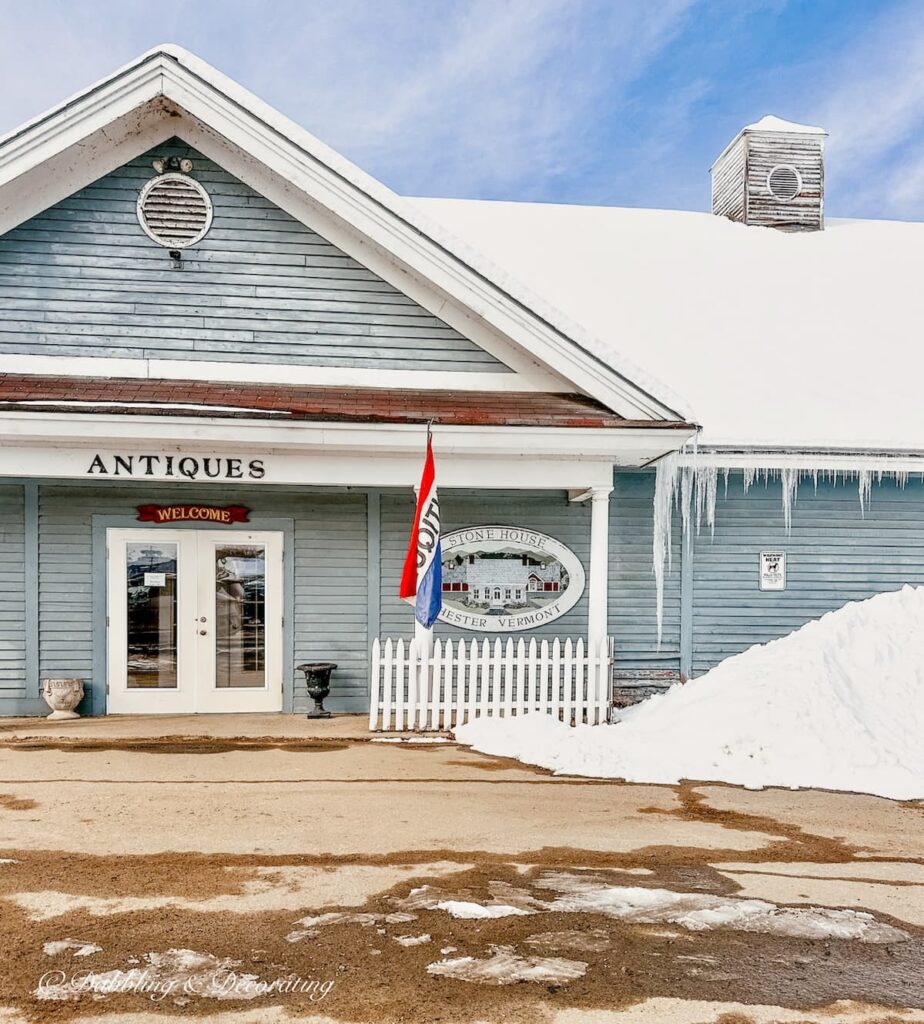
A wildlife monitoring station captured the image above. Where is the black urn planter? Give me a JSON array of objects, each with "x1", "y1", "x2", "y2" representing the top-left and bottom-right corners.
[{"x1": 297, "y1": 662, "x2": 337, "y2": 719}]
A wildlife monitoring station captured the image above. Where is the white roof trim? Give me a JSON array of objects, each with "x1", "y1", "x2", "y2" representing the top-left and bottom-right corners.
[
  {"x1": 0, "y1": 411, "x2": 694, "y2": 474},
  {"x1": 0, "y1": 353, "x2": 550, "y2": 393},
  {"x1": 0, "y1": 45, "x2": 689, "y2": 423},
  {"x1": 684, "y1": 450, "x2": 924, "y2": 472}
]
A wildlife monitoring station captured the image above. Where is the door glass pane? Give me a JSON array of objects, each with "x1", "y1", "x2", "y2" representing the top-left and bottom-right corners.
[
  {"x1": 215, "y1": 544, "x2": 266, "y2": 688},
  {"x1": 126, "y1": 543, "x2": 178, "y2": 689}
]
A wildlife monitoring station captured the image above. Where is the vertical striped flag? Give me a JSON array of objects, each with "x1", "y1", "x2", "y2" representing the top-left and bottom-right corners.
[{"x1": 399, "y1": 432, "x2": 442, "y2": 628}]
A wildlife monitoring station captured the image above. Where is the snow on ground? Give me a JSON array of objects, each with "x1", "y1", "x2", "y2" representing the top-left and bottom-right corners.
[
  {"x1": 36, "y1": 949, "x2": 262, "y2": 1001},
  {"x1": 393, "y1": 933, "x2": 431, "y2": 946},
  {"x1": 427, "y1": 945, "x2": 588, "y2": 986},
  {"x1": 533, "y1": 873, "x2": 907, "y2": 942},
  {"x1": 286, "y1": 910, "x2": 416, "y2": 942},
  {"x1": 455, "y1": 587, "x2": 924, "y2": 800},
  {"x1": 390, "y1": 872, "x2": 906, "y2": 943},
  {"x1": 42, "y1": 939, "x2": 102, "y2": 957},
  {"x1": 435, "y1": 900, "x2": 532, "y2": 920}
]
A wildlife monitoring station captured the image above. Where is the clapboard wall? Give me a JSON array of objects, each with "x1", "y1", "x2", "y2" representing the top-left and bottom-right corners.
[
  {"x1": 37, "y1": 483, "x2": 369, "y2": 713},
  {"x1": 690, "y1": 474, "x2": 924, "y2": 675},
  {"x1": 710, "y1": 129, "x2": 824, "y2": 231},
  {"x1": 610, "y1": 472, "x2": 682, "y2": 677},
  {"x1": 0, "y1": 485, "x2": 25, "y2": 714},
  {"x1": 0, "y1": 139, "x2": 506, "y2": 373},
  {"x1": 3, "y1": 473, "x2": 924, "y2": 715},
  {"x1": 379, "y1": 490, "x2": 592, "y2": 641},
  {"x1": 711, "y1": 136, "x2": 747, "y2": 222},
  {"x1": 378, "y1": 479, "x2": 682, "y2": 676},
  {"x1": 746, "y1": 131, "x2": 824, "y2": 231}
]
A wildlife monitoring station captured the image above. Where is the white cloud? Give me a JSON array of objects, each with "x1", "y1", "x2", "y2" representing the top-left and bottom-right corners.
[
  {"x1": 243, "y1": 0, "x2": 699, "y2": 196},
  {"x1": 807, "y1": 0, "x2": 924, "y2": 217},
  {"x1": 0, "y1": 0, "x2": 696, "y2": 199}
]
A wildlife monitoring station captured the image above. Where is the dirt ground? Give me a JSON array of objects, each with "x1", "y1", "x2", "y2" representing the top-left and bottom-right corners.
[{"x1": 0, "y1": 715, "x2": 922, "y2": 1024}]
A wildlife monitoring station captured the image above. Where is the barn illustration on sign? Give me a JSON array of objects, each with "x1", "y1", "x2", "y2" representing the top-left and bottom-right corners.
[{"x1": 441, "y1": 546, "x2": 565, "y2": 615}]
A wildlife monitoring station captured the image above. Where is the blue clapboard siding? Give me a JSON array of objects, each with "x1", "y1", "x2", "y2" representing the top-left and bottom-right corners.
[
  {"x1": 380, "y1": 490, "x2": 591, "y2": 641},
  {"x1": 292, "y1": 494, "x2": 368, "y2": 713},
  {"x1": 609, "y1": 471, "x2": 682, "y2": 670},
  {"x1": 0, "y1": 140, "x2": 508, "y2": 373},
  {"x1": 691, "y1": 474, "x2": 924, "y2": 675},
  {"x1": 0, "y1": 485, "x2": 26, "y2": 711},
  {"x1": 38, "y1": 484, "x2": 368, "y2": 712}
]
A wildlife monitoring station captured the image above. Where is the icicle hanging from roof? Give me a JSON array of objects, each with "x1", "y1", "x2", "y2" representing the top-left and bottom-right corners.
[
  {"x1": 651, "y1": 455, "x2": 917, "y2": 648},
  {"x1": 652, "y1": 452, "x2": 680, "y2": 645}
]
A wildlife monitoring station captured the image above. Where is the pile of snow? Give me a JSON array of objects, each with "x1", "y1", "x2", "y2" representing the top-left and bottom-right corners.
[{"x1": 455, "y1": 587, "x2": 924, "y2": 800}]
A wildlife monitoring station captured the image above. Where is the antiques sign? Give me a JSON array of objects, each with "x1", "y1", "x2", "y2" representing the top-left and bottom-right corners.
[
  {"x1": 438, "y1": 526, "x2": 585, "y2": 632},
  {"x1": 759, "y1": 550, "x2": 786, "y2": 591},
  {"x1": 137, "y1": 504, "x2": 251, "y2": 525},
  {"x1": 87, "y1": 454, "x2": 266, "y2": 480}
]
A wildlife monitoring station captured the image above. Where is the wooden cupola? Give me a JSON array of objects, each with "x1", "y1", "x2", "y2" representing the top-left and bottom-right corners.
[{"x1": 711, "y1": 115, "x2": 827, "y2": 231}]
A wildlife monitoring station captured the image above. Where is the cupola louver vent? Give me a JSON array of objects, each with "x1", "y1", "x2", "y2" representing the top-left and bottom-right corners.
[
  {"x1": 137, "y1": 172, "x2": 213, "y2": 248},
  {"x1": 767, "y1": 164, "x2": 802, "y2": 202},
  {"x1": 710, "y1": 116, "x2": 826, "y2": 231}
]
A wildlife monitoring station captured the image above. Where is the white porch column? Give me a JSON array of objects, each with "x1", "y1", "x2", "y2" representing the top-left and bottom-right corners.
[{"x1": 587, "y1": 485, "x2": 613, "y2": 652}]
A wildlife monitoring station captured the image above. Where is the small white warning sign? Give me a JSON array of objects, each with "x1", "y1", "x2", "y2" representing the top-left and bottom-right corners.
[{"x1": 759, "y1": 551, "x2": 786, "y2": 591}]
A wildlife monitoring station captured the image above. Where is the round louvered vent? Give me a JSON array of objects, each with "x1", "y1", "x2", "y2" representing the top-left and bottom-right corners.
[
  {"x1": 137, "y1": 172, "x2": 213, "y2": 248},
  {"x1": 767, "y1": 164, "x2": 802, "y2": 202}
]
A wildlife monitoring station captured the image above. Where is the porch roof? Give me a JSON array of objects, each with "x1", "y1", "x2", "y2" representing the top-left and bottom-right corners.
[{"x1": 0, "y1": 374, "x2": 693, "y2": 430}]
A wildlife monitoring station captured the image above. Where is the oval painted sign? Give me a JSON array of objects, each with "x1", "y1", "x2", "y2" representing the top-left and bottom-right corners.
[{"x1": 438, "y1": 526, "x2": 585, "y2": 632}]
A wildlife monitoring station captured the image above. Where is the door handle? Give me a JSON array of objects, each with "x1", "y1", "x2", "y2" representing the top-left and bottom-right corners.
[{"x1": 199, "y1": 629, "x2": 208, "y2": 636}]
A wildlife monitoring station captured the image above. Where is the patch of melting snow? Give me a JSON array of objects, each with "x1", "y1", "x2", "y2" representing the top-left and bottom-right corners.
[
  {"x1": 435, "y1": 900, "x2": 532, "y2": 920},
  {"x1": 43, "y1": 939, "x2": 102, "y2": 957},
  {"x1": 0, "y1": 858, "x2": 17, "y2": 864},
  {"x1": 286, "y1": 910, "x2": 416, "y2": 943},
  {"x1": 394, "y1": 933, "x2": 431, "y2": 947},
  {"x1": 398, "y1": 873, "x2": 907, "y2": 943},
  {"x1": 525, "y1": 929, "x2": 612, "y2": 953},
  {"x1": 427, "y1": 945, "x2": 587, "y2": 986},
  {"x1": 36, "y1": 949, "x2": 261, "y2": 1002},
  {"x1": 398, "y1": 882, "x2": 541, "y2": 918},
  {"x1": 533, "y1": 872, "x2": 910, "y2": 943}
]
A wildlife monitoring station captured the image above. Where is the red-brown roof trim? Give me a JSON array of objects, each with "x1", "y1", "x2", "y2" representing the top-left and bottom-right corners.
[{"x1": 0, "y1": 375, "x2": 693, "y2": 429}]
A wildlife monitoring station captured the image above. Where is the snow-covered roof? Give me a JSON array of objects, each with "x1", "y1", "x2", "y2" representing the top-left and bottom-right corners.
[
  {"x1": 413, "y1": 199, "x2": 924, "y2": 453},
  {"x1": 742, "y1": 115, "x2": 826, "y2": 135},
  {"x1": 0, "y1": 44, "x2": 690, "y2": 427}
]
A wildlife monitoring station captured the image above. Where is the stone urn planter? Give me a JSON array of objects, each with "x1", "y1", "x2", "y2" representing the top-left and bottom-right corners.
[
  {"x1": 41, "y1": 678, "x2": 84, "y2": 720},
  {"x1": 297, "y1": 662, "x2": 337, "y2": 719}
]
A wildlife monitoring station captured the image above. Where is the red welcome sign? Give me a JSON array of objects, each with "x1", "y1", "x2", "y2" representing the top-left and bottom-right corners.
[{"x1": 136, "y1": 504, "x2": 250, "y2": 525}]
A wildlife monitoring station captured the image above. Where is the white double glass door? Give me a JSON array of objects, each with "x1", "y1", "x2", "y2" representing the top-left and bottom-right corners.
[{"x1": 107, "y1": 529, "x2": 283, "y2": 714}]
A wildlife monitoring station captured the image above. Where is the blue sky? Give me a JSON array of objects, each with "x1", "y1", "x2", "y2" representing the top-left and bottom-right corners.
[{"x1": 1, "y1": 0, "x2": 923, "y2": 219}]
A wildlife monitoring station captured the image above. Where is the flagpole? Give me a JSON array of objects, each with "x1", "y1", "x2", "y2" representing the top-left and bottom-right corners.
[{"x1": 414, "y1": 419, "x2": 435, "y2": 658}]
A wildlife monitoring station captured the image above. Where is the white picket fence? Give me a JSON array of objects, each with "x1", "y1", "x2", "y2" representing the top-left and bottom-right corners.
[{"x1": 369, "y1": 636, "x2": 613, "y2": 732}]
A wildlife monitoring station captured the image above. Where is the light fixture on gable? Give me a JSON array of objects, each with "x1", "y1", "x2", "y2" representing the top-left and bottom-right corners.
[{"x1": 137, "y1": 156, "x2": 213, "y2": 249}]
